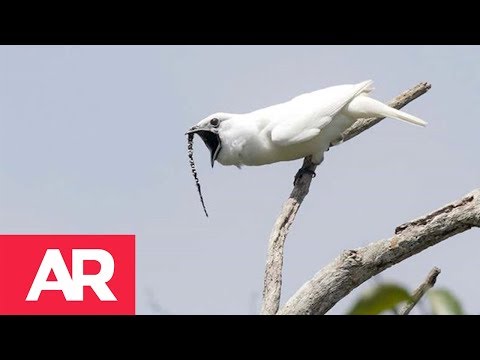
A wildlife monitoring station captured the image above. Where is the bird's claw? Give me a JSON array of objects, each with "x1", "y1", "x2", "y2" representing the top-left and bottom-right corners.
[{"x1": 293, "y1": 167, "x2": 316, "y2": 185}]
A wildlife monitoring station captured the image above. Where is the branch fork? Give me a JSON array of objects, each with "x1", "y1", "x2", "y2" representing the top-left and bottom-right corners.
[{"x1": 260, "y1": 82, "x2": 479, "y2": 315}]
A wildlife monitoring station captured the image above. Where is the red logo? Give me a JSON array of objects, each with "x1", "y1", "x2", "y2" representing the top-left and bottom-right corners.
[{"x1": 0, "y1": 235, "x2": 135, "y2": 315}]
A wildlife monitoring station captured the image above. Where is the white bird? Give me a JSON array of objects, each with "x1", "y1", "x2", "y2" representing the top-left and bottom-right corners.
[{"x1": 186, "y1": 80, "x2": 426, "y2": 182}]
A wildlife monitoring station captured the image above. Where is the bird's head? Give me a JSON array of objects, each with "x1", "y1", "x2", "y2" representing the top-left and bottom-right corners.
[{"x1": 185, "y1": 112, "x2": 233, "y2": 168}]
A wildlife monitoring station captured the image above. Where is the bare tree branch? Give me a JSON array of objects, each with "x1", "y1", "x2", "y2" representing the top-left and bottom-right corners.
[
  {"x1": 399, "y1": 267, "x2": 441, "y2": 315},
  {"x1": 261, "y1": 82, "x2": 432, "y2": 315},
  {"x1": 278, "y1": 189, "x2": 480, "y2": 315}
]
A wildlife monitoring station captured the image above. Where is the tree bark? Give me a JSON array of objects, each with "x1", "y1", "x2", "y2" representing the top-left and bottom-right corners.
[
  {"x1": 278, "y1": 189, "x2": 480, "y2": 315},
  {"x1": 399, "y1": 267, "x2": 441, "y2": 315},
  {"x1": 261, "y1": 82, "x2": 432, "y2": 315}
]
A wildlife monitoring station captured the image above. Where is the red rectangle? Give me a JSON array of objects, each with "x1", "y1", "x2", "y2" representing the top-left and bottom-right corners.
[{"x1": 0, "y1": 235, "x2": 135, "y2": 315}]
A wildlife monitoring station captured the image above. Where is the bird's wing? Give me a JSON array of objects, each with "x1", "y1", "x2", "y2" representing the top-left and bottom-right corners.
[{"x1": 270, "y1": 80, "x2": 373, "y2": 146}]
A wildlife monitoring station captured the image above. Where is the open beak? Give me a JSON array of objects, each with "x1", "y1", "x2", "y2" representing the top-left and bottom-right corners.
[{"x1": 186, "y1": 126, "x2": 222, "y2": 168}]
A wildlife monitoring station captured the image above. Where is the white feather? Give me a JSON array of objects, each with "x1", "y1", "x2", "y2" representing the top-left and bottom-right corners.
[{"x1": 194, "y1": 80, "x2": 426, "y2": 167}]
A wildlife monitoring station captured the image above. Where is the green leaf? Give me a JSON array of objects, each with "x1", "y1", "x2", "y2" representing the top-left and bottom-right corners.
[
  {"x1": 348, "y1": 283, "x2": 411, "y2": 315},
  {"x1": 427, "y1": 288, "x2": 464, "y2": 315}
]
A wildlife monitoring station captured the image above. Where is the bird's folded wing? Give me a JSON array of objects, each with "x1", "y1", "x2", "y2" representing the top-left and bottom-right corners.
[{"x1": 270, "y1": 80, "x2": 373, "y2": 147}]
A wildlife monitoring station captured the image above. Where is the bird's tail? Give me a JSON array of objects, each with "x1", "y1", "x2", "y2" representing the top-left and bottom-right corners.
[{"x1": 345, "y1": 95, "x2": 427, "y2": 127}]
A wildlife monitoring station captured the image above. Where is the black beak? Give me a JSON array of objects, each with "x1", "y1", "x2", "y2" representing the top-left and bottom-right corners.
[{"x1": 186, "y1": 126, "x2": 221, "y2": 168}]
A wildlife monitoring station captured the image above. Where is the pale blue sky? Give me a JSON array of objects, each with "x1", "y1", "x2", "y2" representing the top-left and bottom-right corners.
[{"x1": 1, "y1": 46, "x2": 479, "y2": 314}]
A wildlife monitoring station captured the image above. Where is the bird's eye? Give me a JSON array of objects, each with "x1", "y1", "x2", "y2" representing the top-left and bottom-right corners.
[{"x1": 210, "y1": 118, "x2": 219, "y2": 127}]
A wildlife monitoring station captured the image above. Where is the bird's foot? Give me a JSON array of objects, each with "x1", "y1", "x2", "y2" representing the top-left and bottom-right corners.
[{"x1": 293, "y1": 167, "x2": 316, "y2": 185}]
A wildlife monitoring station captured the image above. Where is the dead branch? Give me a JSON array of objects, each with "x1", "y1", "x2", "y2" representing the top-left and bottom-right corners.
[
  {"x1": 261, "y1": 82, "x2": 432, "y2": 315},
  {"x1": 278, "y1": 190, "x2": 480, "y2": 315}
]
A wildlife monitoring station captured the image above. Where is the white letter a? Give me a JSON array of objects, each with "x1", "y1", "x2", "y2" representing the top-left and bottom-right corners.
[{"x1": 26, "y1": 249, "x2": 76, "y2": 301}]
